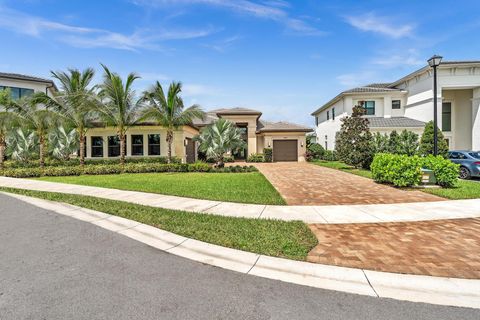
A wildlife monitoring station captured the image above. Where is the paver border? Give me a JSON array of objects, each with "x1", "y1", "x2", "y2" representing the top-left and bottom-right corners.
[
  {"x1": 1, "y1": 176, "x2": 479, "y2": 224},
  {"x1": 3, "y1": 191, "x2": 479, "y2": 309}
]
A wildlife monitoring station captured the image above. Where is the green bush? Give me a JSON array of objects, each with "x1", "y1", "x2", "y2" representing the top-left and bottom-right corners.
[
  {"x1": 263, "y1": 148, "x2": 273, "y2": 162},
  {"x1": 321, "y1": 150, "x2": 338, "y2": 161},
  {"x1": 187, "y1": 161, "x2": 211, "y2": 172},
  {"x1": 2, "y1": 167, "x2": 42, "y2": 178},
  {"x1": 306, "y1": 143, "x2": 325, "y2": 161},
  {"x1": 247, "y1": 154, "x2": 265, "y2": 162},
  {"x1": 371, "y1": 153, "x2": 423, "y2": 187},
  {"x1": 421, "y1": 155, "x2": 459, "y2": 187},
  {"x1": 418, "y1": 121, "x2": 449, "y2": 158},
  {"x1": 42, "y1": 166, "x2": 83, "y2": 177},
  {"x1": 82, "y1": 164, "x2": 123, "y2": 175}
]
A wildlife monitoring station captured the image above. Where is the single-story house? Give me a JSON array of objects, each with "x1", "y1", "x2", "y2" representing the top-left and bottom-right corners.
[{"x1": 311, "y1": 60, "x2": 480, "y2": 151}]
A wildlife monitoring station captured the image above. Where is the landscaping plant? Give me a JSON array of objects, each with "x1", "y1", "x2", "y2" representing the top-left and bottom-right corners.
[
  {"x1": 335, "y1": 103, "x2": 373, "y2": 169},
  {"x1": 418, "y1": 121, "x2": 449, "y2": 158},
  {"x1": 48, "y1": 126, "x2": 79, "y2": 161},
  {"x1": 263, "y1": 148, "x2": 273, "y2": 162}
]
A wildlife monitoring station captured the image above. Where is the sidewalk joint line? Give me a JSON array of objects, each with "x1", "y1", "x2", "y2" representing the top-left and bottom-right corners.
[
  {"x1": 258, "y1": 206, "x2": 267, "y2": 218},
  {"x1": 362, "y1": 269, "x2": 379, "y2": 298},
  {"x1": 201, "y1": 202, "x2": 222, "y2": 212},
  {"x1": 247, "y1": 255, "x2": 261, "y2": 274},
  {"x1": 166, "y1": 238, "x2": 189, "y2": 251}
]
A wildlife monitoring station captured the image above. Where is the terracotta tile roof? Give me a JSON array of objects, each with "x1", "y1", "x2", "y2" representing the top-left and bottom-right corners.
[
  {"x1": 211, "y1": 107, "x2": 262, "y2": 115},
  {"x1": 256, "y1": 120, "x2": 312, "y2": 133}
]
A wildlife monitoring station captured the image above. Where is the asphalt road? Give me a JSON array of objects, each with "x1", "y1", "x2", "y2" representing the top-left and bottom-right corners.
[{"x1": 0, "y1": 193, "x2": 478, "y2": 320}]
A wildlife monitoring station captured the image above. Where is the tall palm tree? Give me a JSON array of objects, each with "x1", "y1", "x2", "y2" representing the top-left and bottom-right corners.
[
  {"x1": 141, "y1": 81, "x2": 204, "y2": 163},
  {"x1": 0, "y1": 89, "x2": 16, "y2": 169},
  {"x1": 195, "y1": 118, "x2": 246, "y2": 168},
  {"x1": 36, "y1": 68, "x2": 97, "y2": 166},
  {"x1": 97, "y1": 64, "x2": 141, "y2": 165},
  {"x1": 9, "y1": 98, "x2": 55, "y2": 167}
]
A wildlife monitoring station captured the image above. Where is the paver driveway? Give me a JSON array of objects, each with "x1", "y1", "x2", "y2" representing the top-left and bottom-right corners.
[
  {"x1": 254, "y1": 162, "x2": 443, "y2": 205},
  {"x1": 308, "y1": 218, "x2": 480, "y2": 279}
]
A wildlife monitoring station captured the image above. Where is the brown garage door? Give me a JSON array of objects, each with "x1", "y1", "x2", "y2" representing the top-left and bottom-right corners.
[{"x1": 273, "y1": 140, "x2": 298, "y2": 162}]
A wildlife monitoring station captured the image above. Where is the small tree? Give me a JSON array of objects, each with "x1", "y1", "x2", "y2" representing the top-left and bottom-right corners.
[
  {"x1": 372, "y1": 132, "x2": 389, "y2": 154},
  {"x1": 335, "y1": 103, "x2": 373, "y2": 169},
  {"x1": 387, "y1": 130, "x2": 401, "y2": 154},
  {"x1": 418, "y1": 121, "x2": 448, "y2": 158},
  {"x1": 398, "y1": 130, "x2": 419, "y2": 156},
  {"x1": 195, "y1": 118, "x2": 246, "y2": 168}
]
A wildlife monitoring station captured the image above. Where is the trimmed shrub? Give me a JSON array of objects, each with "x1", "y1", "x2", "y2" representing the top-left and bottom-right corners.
[
  {"x1": 3, "y1": 167, "x2": 42, "y2": 178},
  {"x1": 371, "y1": 153, "x2": 422, "y2": 187},
  {"x1": 263, "y1": 148, "x2": 273, "y2": 162},
  {"x1": 188, "y1": 161, "x2": 211, "y2": 172},
  {"x1": 421, "y1": 155, "x2": 459, "y2": 187},
  {"x1": 42, "y1": 166, "x2": 83, "y2": 177},
  {"x1": 322, "y1": 150, "x2": 338, "y2": 161},
  {"x1": 418, "y1": 121, "x2": 449, "y2": 158},
  {"x1": 82, "y1": 164, "x2": 123, "y2": 175},
  {"x1": 247, "y1": 154, "x2": 265, "y2": 162},
  {"x1": 306, "y1": 143, "x2": 325, "y2": 161}
]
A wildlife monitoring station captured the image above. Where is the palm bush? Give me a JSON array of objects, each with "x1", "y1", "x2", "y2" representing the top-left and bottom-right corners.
[
  {"x1": 141, "y1": 81, "x2": 204, "y2": 163},
  {"x1": 0, "y1": 89, "x2": 17, "y2": 169},
  {"x1": 6, "y1": 128, "x2": 39, "y2": 162},
  {"x1": 97, "y1": 65, "x2": 141, "y2": 165},
  {"x1": 195, "y1": 118, "x2": 246, "y2": 168},
  {"x1": 49, "y1": 126, "x2": 79, "y2": 160}
]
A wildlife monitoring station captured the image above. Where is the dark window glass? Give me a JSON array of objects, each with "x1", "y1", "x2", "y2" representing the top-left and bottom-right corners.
[
  {"x1": 448, "y1": 152, "x2": 458, "y2": 159},
  {"x1": 91, "y1": 137, "x2": 103, "y2": 158},
  {"x1": 315, "y1": 116, "x2": 319, "y2": 126},
  {"x1": 10, "y1": 87, "x2": 20, "y2": 100},
  {"x1": 332, "y1": 108, "x2": 335, "y2": 120},
  {"x1": 364, "y1": 101, "x2": 375, "y2": 115},
  {"x1": 148, "y1": 134, "x2": 161, "y2": 156},
  {"x1": 327, "y1": 111, "x2": 330, "y2": 120},
  {"x1": 0, "y1": 86, "x2": 34, "y2": 100},
  {"x1": 442, "y1": 102, "x2": 452, "y2": 132},
  {"x1": 392, "y1": 100, "x2": 401, "y2": 109},
  {"x1": 108, "y1": 136, "x2": 122, "y2": 157},
  {"x1": 20, "y1": 88, "x2": 34, "y2": 98},
  {"x1": 131, "y1": 134, "x2": 144, "y2": 156},
  {"x1": 468, "y1": 152, "x2": 480, "y2": 159}
]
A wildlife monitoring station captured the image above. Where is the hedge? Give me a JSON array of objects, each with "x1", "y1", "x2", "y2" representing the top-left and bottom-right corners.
[
  {"x1": 247, "y1": 154, "x2": 265, "y2": 162},
  {"x1": 371, "y1": 153, "x2": 459, "y2": 187},
  {"x1": 1, "y1": 163, "x2": 258, "y2": 178}
]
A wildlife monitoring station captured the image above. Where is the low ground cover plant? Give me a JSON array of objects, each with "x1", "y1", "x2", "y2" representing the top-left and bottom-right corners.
[
  {"x1": 371, "y1": 153, "x2": 459, "y2": 187},
  {"x1": 1, "y1": 162, "x2": 258, "y2": 178},
  {"x1": 247, "y1": 153, "x2": 265, "y2": 162}
]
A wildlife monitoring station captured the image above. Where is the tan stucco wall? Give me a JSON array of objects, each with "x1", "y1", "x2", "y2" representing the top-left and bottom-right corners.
[
  {"x1": 85, "y1": 125, "x2": 199, "y2": 163},
  {"x1": 218, "y1": 114, "x2": 259, "y2": 156},
  {"x1": 259, "y1": 132, "x2": 307, "y2": 162}
]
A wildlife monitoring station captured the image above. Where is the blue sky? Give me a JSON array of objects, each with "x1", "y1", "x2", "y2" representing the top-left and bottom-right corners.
[{"x1": 2, "y1": 0, "x2": 480, "y2": 126}]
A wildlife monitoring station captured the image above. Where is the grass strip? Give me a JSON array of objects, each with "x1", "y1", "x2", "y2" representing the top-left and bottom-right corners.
[{"x1": 0, "y1": 187, "x2": 317, "y2": 261}]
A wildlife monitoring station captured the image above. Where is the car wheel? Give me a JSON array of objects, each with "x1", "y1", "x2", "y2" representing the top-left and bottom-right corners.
[{"x1": 459, "y1": 166, "x2": 471, "y2": 180}]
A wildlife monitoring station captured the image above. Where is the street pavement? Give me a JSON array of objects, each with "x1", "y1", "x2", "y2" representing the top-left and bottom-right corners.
[{"x1": 0, "y1": 193, "x2": 478, "y2": 320}]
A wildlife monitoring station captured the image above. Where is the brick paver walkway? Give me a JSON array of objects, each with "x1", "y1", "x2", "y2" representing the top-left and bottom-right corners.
[
  {"x1": 308, "y1": 218, "x2": 480, "y2": 279},
  {"x1": 254, "y1": 162, "x2": 443, "y2": 205}
]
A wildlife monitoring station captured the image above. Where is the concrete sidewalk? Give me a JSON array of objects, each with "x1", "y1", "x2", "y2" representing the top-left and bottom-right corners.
[
  {"x1": 3, "y1": 191, "x2": 479, "y2": 310},
  {"x1": 0, "y1": 176, "x2": 479, "y2": 224}
]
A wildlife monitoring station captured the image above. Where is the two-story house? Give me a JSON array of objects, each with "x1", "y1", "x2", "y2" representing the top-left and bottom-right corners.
[
  {"x1": 312, "y1": 60, "x2": 480, "y2": 151},
  {"x1": 0, "y1": 72, "x2": 57, "y2": 100}
]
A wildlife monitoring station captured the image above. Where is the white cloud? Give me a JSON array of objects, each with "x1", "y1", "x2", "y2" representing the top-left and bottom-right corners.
[
  {"x1": 345, "y1": 12, "x2": 414, "y2": 39},
  {"x1": 0, "y1": 6, "x2": 215, "y2": 51},
  {"x1": 203, "y1": 35, "x2": 241, "y2": 52},
  {"x1": 371, "y1": 49, "x2": 424, "y2": 68},
  {"x1": 133, "y1": 0, "x2": 326, "y2": 36},
  {"x1": 336, "y1": 71, "x2": 377, "y2": 87}
]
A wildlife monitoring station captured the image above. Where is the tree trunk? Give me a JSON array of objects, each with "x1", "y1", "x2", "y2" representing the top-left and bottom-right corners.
[
  {"x1": 79, "y1": 130, "x2": 85, "y2": 167},
  {"x1": 0, "y1": 136, "x2": 5, "y2": 171},
  {"x1": 39, "y1": 135, "x2": 45, "y2": 168},
  {"x1": 166, "y1": 130, "x2": 173, "y2": 164},
  {"x1": 120, "y1": 132, "x2": 126, "y2": 165}
]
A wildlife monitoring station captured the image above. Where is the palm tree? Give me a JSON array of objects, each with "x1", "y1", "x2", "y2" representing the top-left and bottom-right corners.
[
  {"x1": 9, "y1": 98, "x2": 55, "y2": 167},
  {"x1": 141, "y1": 81, "x2": 204, "y2": 163},
  {"x1": 0, "y1": 89, "x2": 16, "y2": 169},
  {"x1": 97, "y1": 64, "x2": 141, "y2": 165},
  {"x1": 195, "y1": 118, "x2": 246, "y2": 168},
  {"x1": 36, "y1": 68, "x2": 97, "y2": 166},
  {"x1": 49, "y1": 126, "x2": 79, "y2": 161}
]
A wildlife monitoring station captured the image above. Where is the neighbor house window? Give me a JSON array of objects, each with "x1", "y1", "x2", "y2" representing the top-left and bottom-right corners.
[
  {"x1": 108, "y1": 136, "x2": 121, "y2": 157},
  {"x1": 363, "y1": 101, "x2": 375, "y2": 115},
  {"x1": 442, "y1": 102, "x2": 452, "y2": 132},
  {"x1": 392, "y1": 100, "x2": 401, "y2": 109},
  {"x1": 131, "y1": 135, "x2": 144, "y2": 156},
  {"x1": 327, "y1": 111, "x2": 330, "y2": 120},
  {"x1": 315, "y1": 116, "x2": 319, "y2": 126},
  {"x1": 91, "y1": 137, "x2": 103, "y2": 158},
  {"x1": 148, "y1": 134, "x2": 161, "y2": 156},
  {"x1": 332, "y1": 108, "x2": 335, "y2": 120},
  {"x1": 0, "y1": 86, "x2": 34, "y2": 100}
]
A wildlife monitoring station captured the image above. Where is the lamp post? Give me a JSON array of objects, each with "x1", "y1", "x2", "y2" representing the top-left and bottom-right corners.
[{"x1": 427, "y1": 55, "x2": 443, "y2": 156}]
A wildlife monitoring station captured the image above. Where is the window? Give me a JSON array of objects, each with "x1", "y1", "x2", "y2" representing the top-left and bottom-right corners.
[
  {"x1": 363, "y1": 101, "x2": 375, "y2": 115},
  {"x1": 315, "y1": 116, "x2": 319, "y2": 126},
  {"x1": 91, "y1": 137, "x2": 103, "y2": 158},
  {"x1": 0, "y1": 86, "x2": 34, "y2": 100},
  {"x1": 327, "y1": 111, "x2": 330, "y2": 120},
  {"x1": 332, "y1": 108, "x2": 335, "y2": 120},
  {"x1": 392, "y1": 100, "x2": 401, "y2": 109},
  {"x1": 108, "y1": 136, "x2": 121, "y2": 157},
  {"x1": 468, "y1": 152, "x2": 480, "y2": 160},
  {"x1": 442, "y1": 102, "x2": 452, "y2": 132},
  {"x1": 131, "y1": 135, "x2": 144, "y2": 156},
  {"x1": 148, "y1": 134, "x2": 161, "y2": 156}
]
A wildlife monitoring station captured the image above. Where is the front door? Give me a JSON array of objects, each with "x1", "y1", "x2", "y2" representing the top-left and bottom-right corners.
[{"x1": 185, "y1": 138, "x2": 196, "y2": 163}]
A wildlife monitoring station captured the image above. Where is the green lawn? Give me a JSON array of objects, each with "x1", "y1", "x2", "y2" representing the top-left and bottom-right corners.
[
  {"x1": 421, "y1": 179, "x2": 480, "y2": 200},
  {"x1": 312, "y1": 160, "x2": 480, "y2": 200},
  {"x1": 36, "y1": 172, "x2": 286, "y2": 205},
  {"x1": 0, "y1": 187, "x2": 317, "y2": 260},
  {"x1": 311, "y1": 160, "x2": 372, "y2": 179}
]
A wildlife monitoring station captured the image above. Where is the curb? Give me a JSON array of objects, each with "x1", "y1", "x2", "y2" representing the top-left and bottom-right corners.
[
  {"x1": 3, "y1": 191, "x2": 479, "y2": 309},
  {"x1": 1, "y1": 176, "x2": 480, "y2": 224}
]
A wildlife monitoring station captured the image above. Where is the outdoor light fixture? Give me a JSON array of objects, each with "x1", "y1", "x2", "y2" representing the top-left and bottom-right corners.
[
  {"x1": 427, "y1": 55, "x2": 443, "y2": 156},
  {"x1": 268, "y1": 142, "x2": 271, "y2": 148},
  {"x1": 301, "y1": 141, "x2": 304, "y2": 147},
  {"x1": 184, "y1": 139, "x2": 188, "y2": 147}
]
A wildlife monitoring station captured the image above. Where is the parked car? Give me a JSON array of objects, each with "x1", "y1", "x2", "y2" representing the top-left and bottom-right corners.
[{"x1": 447, "y1": 150, "x2": 480, "y2": 179}]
